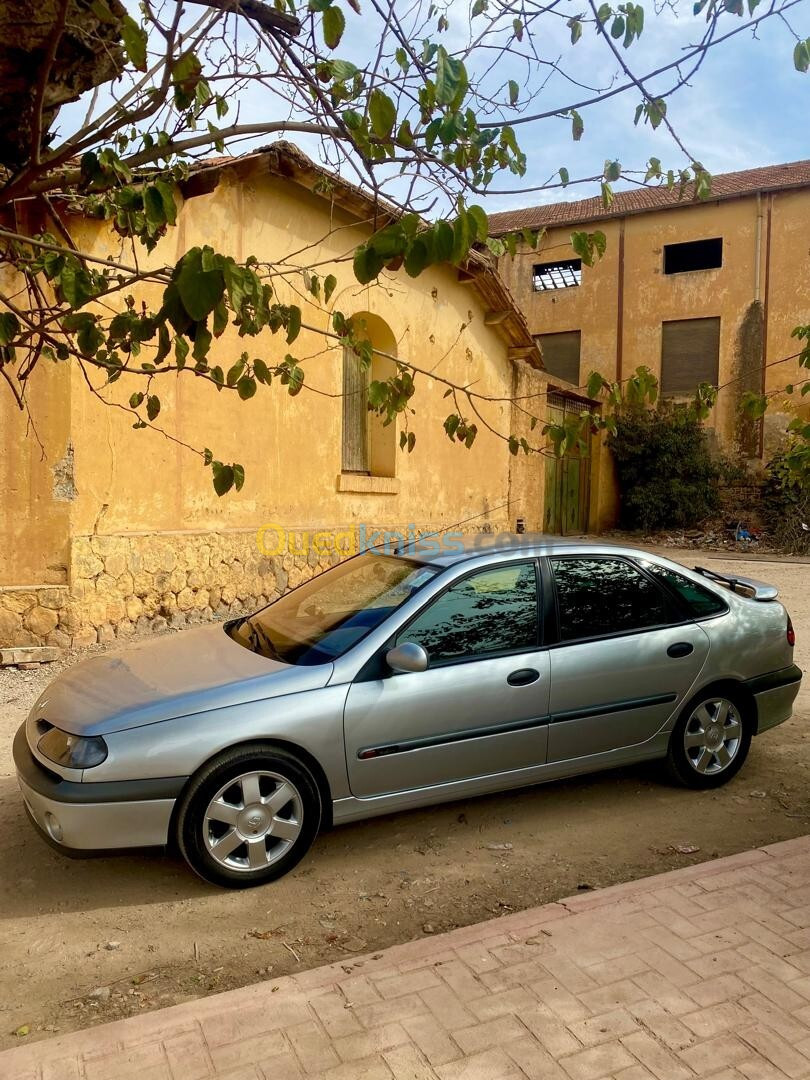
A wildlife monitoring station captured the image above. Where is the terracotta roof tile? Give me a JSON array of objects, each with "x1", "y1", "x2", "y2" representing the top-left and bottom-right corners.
[{"x1": 487, "y1": 159, "x2": 810, "y2": 235}]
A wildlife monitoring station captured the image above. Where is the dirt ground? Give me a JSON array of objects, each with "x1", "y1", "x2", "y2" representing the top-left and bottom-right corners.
[{"x1": 1, "y1": 548, "x2": 808, "y2": 1050}]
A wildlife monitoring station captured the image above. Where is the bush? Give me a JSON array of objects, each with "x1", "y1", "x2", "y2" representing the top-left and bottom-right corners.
[
  {"x1": 607, "y1": 405, "x2": 721, "y2": 531},
  {"x1": 762, "y1": 444, "x2": 810, "y2": 553}
]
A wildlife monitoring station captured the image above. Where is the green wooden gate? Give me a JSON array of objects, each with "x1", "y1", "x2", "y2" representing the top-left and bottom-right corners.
[{"x1": 543, "y1": 392, "x2": 592, "y2": 535}]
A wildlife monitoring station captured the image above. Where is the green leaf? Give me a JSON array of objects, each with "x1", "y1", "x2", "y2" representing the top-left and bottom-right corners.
[
  {"x1": 213, "y1": 300, "x2": 228, "y2": 338},
  {"x1": 226, "y1": 358, "x2": 246, "y2": 386},
  {"x1": 175, "y1": 335, "x2": 189, "y2": 367},
  {"x1": 794, "y1": 40, "x2": 810, "y2": 73},
  {"x1": 368, "y1": 89, "x2": 396, "y2": 138},
  {"x1": 568, "y1": 18, "x2": 582, "y2": 43},
  {"x1": 559, "y1": 167, "x2": 570, "y2": 187},
  {"x1": 322, "y1": 5, "x2": 346, "y2": 48},
  {"x1": 508, "y1": 79, "x2": 519, "y2": 106},
  {"x1": 212, "y1": 462, "x2": 234, "y2": 496},
  {"x1": 121, "y1": 15, "x2": 147, "y2": 71},
  {"x1": 571, "y1": 110, "x2": 584, "y2": 141},
  {"x1": 254, "y1": 357, "x2": 272, "y2": 384},
  {"x1": 604, "y1": 159, "x2": 621, "y2": 181},
  {"x1": 193, "y1": 323, "x2": 212, "y2": 361},
  {"x1": 610, "y1": 15, "x2": 625, "y2": 38},
  {"x1": 512, "y1": 17, "x2": 523, "y2": 40},
  {"x1": 176, "y1": 248, "x2": 224, "y2": 321},
  {"x1": 324, "y1": 274, "x2": 337, "y2": 303},
  {"x1": 154, "y1": 179, "x2": 177, "y2": 226},
  {"x1": 146, "y1": 395, "x2": 160, "y2": 421},
  {"x1": 452, "y1": 211, "x2": 472, "y2": 263},
  {"x1": 434, "y1": 46, "x2": 468, "y2": 107},
  {"x1": 286, "y1": 305, "x2": 301, "y2": 345},
  {"x1": 467, "y1": 205, "x2": 488, "y2": 242},
  {"x1": 237, "y1": 375, "x2": 257, "y2": 400},
  {"x1": 232, "y1": 463, "x2": 245, "y2": 492},
  {"x1": 586, "y1": 371, "x2": 605, "y2": 398},
  {"x1": 0, "y1": 311, "x2": 19, "y2": 345},
  {"x1": 433, "y1": 221, "x2": 455, "y2": 262},
  {"x1": 129, "y1": 391, "x2": 144, "y2": 408},
  {"x1": 58, "y1": 261, "x2": 94, "y2": 308}
]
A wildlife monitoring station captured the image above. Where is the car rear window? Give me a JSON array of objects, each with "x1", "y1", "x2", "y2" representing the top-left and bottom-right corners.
[{"x1": 641, "y1": 562, "x2": 728, "y2": 618}]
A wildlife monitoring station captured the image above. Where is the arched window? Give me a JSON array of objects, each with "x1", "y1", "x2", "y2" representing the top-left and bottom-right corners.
[{"x1": 341, "y1": 313, "x2": 397, "y2": 477}]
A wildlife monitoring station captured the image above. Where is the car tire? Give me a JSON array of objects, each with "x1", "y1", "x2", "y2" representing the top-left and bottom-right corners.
[
  {"x1": 176, "y1": 744, "x2": 322, "y2": 888},
  {"x1": 666, "y1": 688, "x2": 752, "y2": 789}
]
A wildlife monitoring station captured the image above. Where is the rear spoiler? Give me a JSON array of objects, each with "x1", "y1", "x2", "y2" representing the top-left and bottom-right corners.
[{"x1": 694, "y1": 565, "x2": 778, "y2": 601}]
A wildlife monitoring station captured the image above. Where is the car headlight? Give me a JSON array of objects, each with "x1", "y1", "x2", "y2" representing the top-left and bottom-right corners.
[{"x1": 37, "y1": 727, "x2": 108, "y2": 769}]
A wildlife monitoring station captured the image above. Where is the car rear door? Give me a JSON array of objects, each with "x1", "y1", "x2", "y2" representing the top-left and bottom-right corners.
[
  {"x1": 545, "y1": 555, "x2": 710, "y2": 763},
  {"x1": 343, "y1": 560, "x2": 550, "y2": 797}
]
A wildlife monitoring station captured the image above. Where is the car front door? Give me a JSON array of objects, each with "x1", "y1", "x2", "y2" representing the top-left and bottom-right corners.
[
  {"x1": 343, "y1": 560, "x2": 550, "y2": 798},
  {"x1": 545, "y1": 556, "x2": 710, "y2": 763}
]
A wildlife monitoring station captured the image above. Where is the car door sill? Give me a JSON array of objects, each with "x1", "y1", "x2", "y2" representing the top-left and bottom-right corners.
[{"x1": 333, "y1": 733, "x2": 671, "y2": 824}]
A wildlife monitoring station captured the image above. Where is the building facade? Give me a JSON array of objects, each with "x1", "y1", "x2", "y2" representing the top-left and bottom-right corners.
[
  {"x1": 1, "y1": 144, "x2": 569, "y2": 649},
  {"x1": 491, "y1": 161, "x2": 810, "y2": 461}
]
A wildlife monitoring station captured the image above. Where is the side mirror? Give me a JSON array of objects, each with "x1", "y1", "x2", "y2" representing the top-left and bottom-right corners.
[{"x1": 386, "y1": 642, "x2": 429, "y2": 674}]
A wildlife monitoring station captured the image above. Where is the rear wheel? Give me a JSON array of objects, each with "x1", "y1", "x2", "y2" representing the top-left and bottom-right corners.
[
  {"x1": 666, "y1": 691, "x2": 752, "y2": 789},
  {"x1": 177, "y1": 744, "x2": 322, "y2": 887}
]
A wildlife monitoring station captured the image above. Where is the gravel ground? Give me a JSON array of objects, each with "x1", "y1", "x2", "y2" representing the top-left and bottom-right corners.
[{"x1": 0, "y1": 548, "x2": 807, "y2": 1049}]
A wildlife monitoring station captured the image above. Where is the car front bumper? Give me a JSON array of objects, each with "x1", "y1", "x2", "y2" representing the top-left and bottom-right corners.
[
  {"x1": 747, "y1": 664, "x2": 803, "y2": 735},
  {"x1": 13, "y1": 724, "x2": 186, "y2": 853}
]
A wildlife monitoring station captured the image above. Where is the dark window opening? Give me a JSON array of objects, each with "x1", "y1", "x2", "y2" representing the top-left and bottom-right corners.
[
  {"x1": 664, "y1": 238, "x2": 723, "y2": 275},
  {"x1": 535, "y1": 330, "x2": 581, "y2": 385},
  {"x1": 533, "y1": 259, "x2": 582, "y2": 290},
  {"x1": 661, "y1": 317, "x2": 720, "y2": 396}
]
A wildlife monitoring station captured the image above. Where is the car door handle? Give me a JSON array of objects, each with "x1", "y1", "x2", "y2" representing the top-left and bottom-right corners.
[
  {"x1": 667, "y1": 642, "x2": 694, "y2": 658},
  {"x1": 507, "y1": 668, "x2": 541, "y2": 686}
]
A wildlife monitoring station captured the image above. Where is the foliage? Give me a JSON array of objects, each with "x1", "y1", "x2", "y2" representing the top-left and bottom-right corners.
[
  {"x1": 762, "y1": 443, "x2": 810, "y2": 554},
  {"x1": 606, "y1": 404, "x2": 722, "y2": 532},
  {"x1": 0, "y1": 0, "x2": 807, "y2": 491}
]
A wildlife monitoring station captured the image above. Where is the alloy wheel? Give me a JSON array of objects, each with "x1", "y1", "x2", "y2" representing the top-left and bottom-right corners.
[
  {"x1": 683, "y1": 697, "x2": 742, "y2": 776},
  {"x1": 202, "y1": 770, "x2": 304, "y2": 872}
]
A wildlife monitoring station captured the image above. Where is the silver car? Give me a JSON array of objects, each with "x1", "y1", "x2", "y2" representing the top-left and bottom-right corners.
[{"x1": 14, "y1": 538, "x2": 802, "y2": 888}]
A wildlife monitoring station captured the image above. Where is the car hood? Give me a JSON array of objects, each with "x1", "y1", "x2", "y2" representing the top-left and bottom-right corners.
[{"x1": 30, "y1": 623, "x2": 334, "y2": 736}]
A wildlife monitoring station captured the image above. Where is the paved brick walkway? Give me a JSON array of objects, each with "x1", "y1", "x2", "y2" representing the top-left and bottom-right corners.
[{"x1": 4, "y1": 836, "x2": 810, "y2": 1080}]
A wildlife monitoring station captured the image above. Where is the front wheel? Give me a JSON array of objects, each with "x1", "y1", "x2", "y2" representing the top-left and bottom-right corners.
[
  {"x1": 666, "y1": 691, "x2": 752, "y2": 789},
  {"x1": 176, "y1": 744, "x2": 322, "y2": 887}
]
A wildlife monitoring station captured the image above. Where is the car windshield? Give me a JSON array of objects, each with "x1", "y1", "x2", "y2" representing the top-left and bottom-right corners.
[{"x1": 227, "y1": 553, "x2": 438, "y2": 666}]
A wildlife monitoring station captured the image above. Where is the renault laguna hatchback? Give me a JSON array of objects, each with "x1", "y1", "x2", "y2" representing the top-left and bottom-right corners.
[{"x1": 14, "y1": 538, "x2": 801, "y2": 887}]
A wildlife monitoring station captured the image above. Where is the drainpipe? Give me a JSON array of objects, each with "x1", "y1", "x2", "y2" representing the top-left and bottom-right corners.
[
  {"x1": 754, "y1": 193, "x2": 763, "y2": 301},
  {"x1": 615, "y1": 218, "x2": 625, "y2": 382}
]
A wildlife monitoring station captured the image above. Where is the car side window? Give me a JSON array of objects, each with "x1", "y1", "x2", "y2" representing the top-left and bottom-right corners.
[
  {"x1": 640, "y1": 562, "x2": 728, "y2": 618},
  {"x1": 397, "y1": 562, "x2": 539, "y2": 664},
  {"x1": 551, "y1": 557, "x2": 674, "y2": 642}
]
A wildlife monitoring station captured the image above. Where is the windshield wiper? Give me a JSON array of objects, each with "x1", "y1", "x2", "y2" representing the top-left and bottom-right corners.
[{"x1": 242, "y1": 617, "x2": 283, "y2": 661}]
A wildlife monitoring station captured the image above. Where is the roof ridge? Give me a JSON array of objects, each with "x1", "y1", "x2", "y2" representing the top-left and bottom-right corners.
[{"x1": 487, "y1": 158, "x2": 810, "y2": 234}]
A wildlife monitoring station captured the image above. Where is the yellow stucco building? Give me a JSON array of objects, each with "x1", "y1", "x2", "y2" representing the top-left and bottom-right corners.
[
  {"x1": 492, "y1": 161, "x2": 810, "y2": 467},
  {"x1": 1, "y1": 144, "x2": 562, "y2": 649}
]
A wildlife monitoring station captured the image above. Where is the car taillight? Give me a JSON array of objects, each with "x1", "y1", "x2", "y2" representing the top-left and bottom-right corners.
[{"x1": 787, "y1": 615, "x2": 796, "y2": 647}]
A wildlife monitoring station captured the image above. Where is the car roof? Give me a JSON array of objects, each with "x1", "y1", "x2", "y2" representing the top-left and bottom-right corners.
[{"x1": 394, "y1": 533, "x2": 651, "y2": 567}]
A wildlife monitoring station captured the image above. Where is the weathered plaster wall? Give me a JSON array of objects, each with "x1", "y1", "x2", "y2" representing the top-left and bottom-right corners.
[
  {"x1": 0, "y1": 265, "x2": 73, "y2": 592},
  {"x1": 1, "y1": 166, "x2": 547, "y2": 646},
  {"x1": 497, "y1": 192, "x2": 809, "y2": 457}
]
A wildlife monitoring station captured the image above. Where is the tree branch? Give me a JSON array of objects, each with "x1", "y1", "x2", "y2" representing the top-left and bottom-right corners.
[{"x1": 183, "y1": 0, "x2": 301, "y2": 37}]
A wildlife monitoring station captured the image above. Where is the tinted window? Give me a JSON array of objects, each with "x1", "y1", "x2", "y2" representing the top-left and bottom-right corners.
[
  {"x1": 641, "y1": 561, "x2": 727, "y2": 618},
  {"x1": 552, "y1": 557, "x2": 673, "y2": 642},
  {"x1": 399, "y1": 562, "x2": 538, "y2": 663}
]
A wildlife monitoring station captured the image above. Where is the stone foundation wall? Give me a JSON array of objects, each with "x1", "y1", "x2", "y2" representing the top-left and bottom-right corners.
[
  {"x1": 0, "y1": 586, "x2": 70, "y2": 649},
  {"x1": 0, "y1": 520, "x2": 509, "y2": 649}
]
